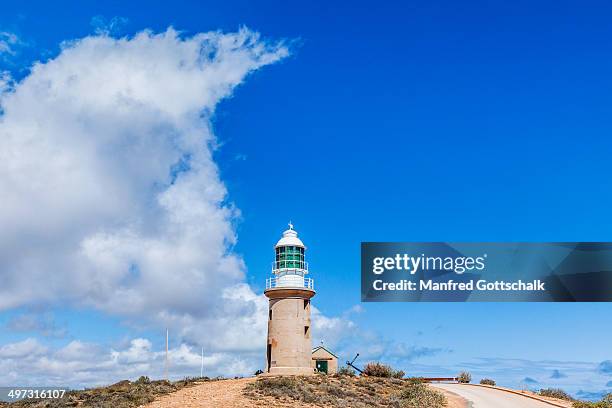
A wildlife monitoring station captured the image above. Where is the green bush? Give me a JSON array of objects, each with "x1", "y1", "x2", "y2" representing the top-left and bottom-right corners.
[
  {"x1": 363, "y1": 362, "x2": 393, "y2": 377},
  {"x1": 363, "y1": 362, "x2": 405, "y2": 378},
  {"x1": 480, "y1": 378, "x2": 496, "y2": 386},
  {"x1": 392, "y1": 370, "x2": 406, "y2": 379},
  {"x1": 539, "y1": 388, "x2": 573, "y2": 401},
  {"x1": 337, "y1": 366, "x2": 356, "y2": 377},
  {"x1": 397, "y1": 382, "x2": 447, "y2": 408},
  {"x1": 457, "y1": 371, "x2": 472, "y2": 383},
  {"x1": 572, "y1": 393, "x2": 612, "y2": 408}
]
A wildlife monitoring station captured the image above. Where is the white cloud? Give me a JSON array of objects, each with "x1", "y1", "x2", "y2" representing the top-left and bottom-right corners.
[
  {"x1": 311, "y1": 306, "x2": 356, "y2": 348},
  {"x1": 0, "y1": 26, "x2": 359, "y2": 387},
  {"x1": 0, "y1": 31, "x2": 19, "y2": 55},
  {"x1": 6, "y1": 312, "x2": 67, "y2": 338},
  {"x1": 0, "y1": 337, "x2": 254, "y2": 388},
  {"x1": 90, "y1": 16, "x2": 129, "y2": 36},
  {"x1": 0, "y1": 338, "x2": 48, "y2": 359},
  {"x1": 0, "y1": 27, "x2": 287, "y2": 357}
]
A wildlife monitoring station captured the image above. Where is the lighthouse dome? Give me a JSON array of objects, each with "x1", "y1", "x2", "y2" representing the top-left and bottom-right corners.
[{"x1": 275, "y1": 223, "x2": 305, "y2": 248}]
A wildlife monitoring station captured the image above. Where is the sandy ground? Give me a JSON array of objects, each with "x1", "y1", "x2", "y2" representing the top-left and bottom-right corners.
[
  {"x1": 141, "y1": 377, "x2": 468, "y2": 408},
  {"x1": 142, "y1": 378, "x2": 258, "y2": 408},
  {"x1": 436, "y1": 386, "x2": 469, "y2": 408}
]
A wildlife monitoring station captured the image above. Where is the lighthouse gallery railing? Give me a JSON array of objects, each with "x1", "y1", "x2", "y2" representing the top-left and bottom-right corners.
[{"x1": 266, "y1": 277, "x2": 315, "y2": 290}]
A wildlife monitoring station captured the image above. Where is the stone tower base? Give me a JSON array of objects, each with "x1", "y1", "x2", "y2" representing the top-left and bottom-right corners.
[{"x1": 264, "y1": 288, "x2": 315, "y2": 376}]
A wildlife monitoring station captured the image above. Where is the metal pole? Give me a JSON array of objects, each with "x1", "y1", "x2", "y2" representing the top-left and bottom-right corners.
[
  {"x1": 165, "y1": 328, "x2": 169, "y2": 381},
  {"x1": 200, "y1": 347, "x2": 204, "y2": 378}
]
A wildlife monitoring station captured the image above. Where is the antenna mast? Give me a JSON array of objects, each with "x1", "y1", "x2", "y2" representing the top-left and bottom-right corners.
[
  {"x1": 200, "y1": 347, "x2": 204, "y2": 377},
  {"x1": 165, "y1": 328, "x2": 169, "y2": 381}
]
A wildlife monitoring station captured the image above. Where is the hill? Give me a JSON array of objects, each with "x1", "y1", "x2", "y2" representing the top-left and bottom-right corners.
[{"x1": 0, "y1": 375, "x2": 466, "y2": 408}]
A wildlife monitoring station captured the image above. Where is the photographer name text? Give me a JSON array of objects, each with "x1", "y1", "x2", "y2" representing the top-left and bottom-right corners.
[{"x1": 372, "y1": 279, "x2": 546, "y2": 292}]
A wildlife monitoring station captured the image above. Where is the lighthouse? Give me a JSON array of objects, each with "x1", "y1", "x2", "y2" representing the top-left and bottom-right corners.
[{"x1": 264, "y1": 223, "x2": 315, "y2": 375}]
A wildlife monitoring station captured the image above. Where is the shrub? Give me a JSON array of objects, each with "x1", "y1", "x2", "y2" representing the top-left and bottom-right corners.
[
  {"x1": 539, "y1": 388, "x2": 573, "y2": 401},
  {"x1": 457, "y1": 371, "x2": 472, "y2": 383},
  {"x1": 573, "y1": 401, "x2": 612, "y2": 408},
  {"x1": 136, "y1": 376, "x2": 150, "y2": 384},
  {"x1": 246, "y1": 376, "x2": 316, "y2": 402},
  {"x1": 480, "y1": 378, "x2": 496, "y2": 386},
  {"x1": 254, "y1": 369, "x2": 263, "y2": 376},
  {"x1": 363, "y1": 362, "x2": 393, "y2": 377},
  {"x1": 397, "y1": 382, "x2": 447, "y2": 408},
  {"x1": 572, "y1": 393, "x2": 612, "y2": 408},
  {"x1": 363, "y1": 362, "x2": 405, "y2": 378},
  {"x1": 405, "y1": 377, "x2": 426, "y2": 385},
  {"x1": 337, "y1": 366, "x2": 356, "y2": 377},
  {"x1": 245, "y1": 374, "x2": 446, "y2": 408}
]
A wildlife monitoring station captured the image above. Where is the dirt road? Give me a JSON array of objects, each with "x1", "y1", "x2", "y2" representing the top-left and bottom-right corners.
[
  {"x1": 432, "y1": 383, "x2": 568, "y2": 408},
  {"x1": 142, "y1": 378, "x2": 258, "y2": 408}
]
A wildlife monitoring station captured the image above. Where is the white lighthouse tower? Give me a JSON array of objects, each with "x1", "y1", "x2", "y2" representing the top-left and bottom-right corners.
[{"x1": 264, "y1": 223, "x2": 315, "y2": 375}]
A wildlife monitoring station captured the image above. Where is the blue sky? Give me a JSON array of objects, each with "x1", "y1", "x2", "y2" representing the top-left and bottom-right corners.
[{"x1": 1, "y1": 0, "x2": 611, "y2": 399}]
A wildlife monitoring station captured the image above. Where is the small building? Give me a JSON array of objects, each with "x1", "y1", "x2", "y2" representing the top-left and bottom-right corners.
[{"x1": 311, "y1": 345, "x2": 338, "y2": 374}]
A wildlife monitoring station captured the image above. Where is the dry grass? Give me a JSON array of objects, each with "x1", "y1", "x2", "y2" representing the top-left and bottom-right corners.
[
  {"x1": 572, "y1": 393, "x2": 612, "y2": 408},
  {"x1": 538, "y1": 388, "x2": 574, "y2": 401},
  {"x1": 0, "y1": 376, "x2": 215, "y2": 408},
  {"x1": 243, "y1": 375, "x2": 448, "y2": 408},
  {"x1": 362, "y1": 362, "x2": 405, "y2": 379}
]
